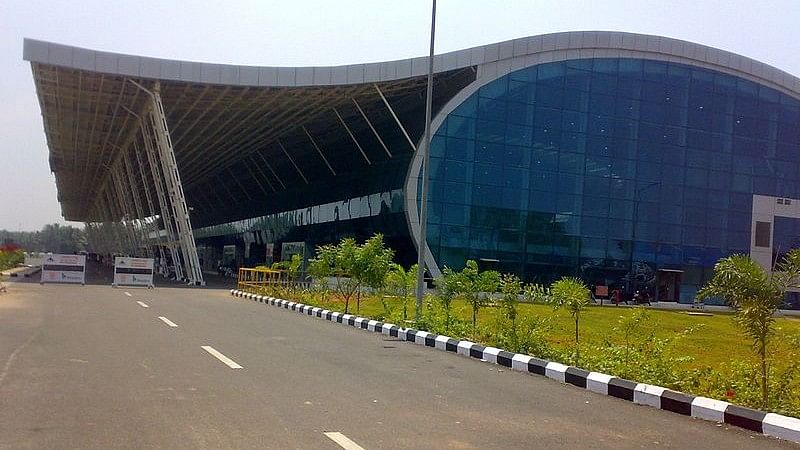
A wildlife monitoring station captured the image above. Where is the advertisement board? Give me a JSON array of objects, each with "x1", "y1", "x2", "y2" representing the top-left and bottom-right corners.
[
  {"x1": 40, "y1": 254, "x2": 86, "y2": 285},
  {"x1": 24, "y1": 252, "x2": 44, "y2": 267},
  {"x1": 113, "y1": 257, "x2": 155, "y2": 288}
]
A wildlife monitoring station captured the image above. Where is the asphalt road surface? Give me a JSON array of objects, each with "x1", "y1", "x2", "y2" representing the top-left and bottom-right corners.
[{"x1": 0, "y1": 280, "x2": 796, "y2": 449}]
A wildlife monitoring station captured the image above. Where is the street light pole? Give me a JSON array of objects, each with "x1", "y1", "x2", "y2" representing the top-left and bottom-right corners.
[
  {"x1": 629, "y1": 181, "x2": 660, "y2": 294},
  {"x1": 415, "y1": 0, "x2": 437, "y2": 321}
]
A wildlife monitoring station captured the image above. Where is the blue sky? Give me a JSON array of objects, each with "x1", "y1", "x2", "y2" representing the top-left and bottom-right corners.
[{"x1": 1, "y1": 0, "x2": 799, "y2": 230}]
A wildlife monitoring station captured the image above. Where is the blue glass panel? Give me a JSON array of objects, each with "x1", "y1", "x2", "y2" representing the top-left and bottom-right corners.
[
  {"x1": 446, "y1": 137, "x2": 475, "y2": 162},
  {"x1": 506, "y1": 123, "x2": 533, "y2": 146},
  {"x1": 473, "y1": 163, "x2": 503, "y2": 186},
  {"x1": 446, "y1": 115, "x2": 476, "y2": 139},
  {"x1": 558, "y1": 152, "x2": 584, "y2": 174},
  {"x1": 503, "y1": 166, "x2": 528, "y2": 189},
  {"x1": 582, "y1": 217, "x2": 608, "y2": 238},
  {"x1": 609, "y1": 199, "x2": 634, "y2": 219},
  {"x1": 443, "y1": 182, "x2": 469, "y2": 205},
  {"x1": 442, "y1": 204, "x2": 469, "y2": 226},
  {"x1": 475, "y1": 141, "x2": 505, "y2": 165},
  {"x1": 555, "y1": 193, "x2": 582, "y2": 217},
  {"x1": 580, "y1": 237, "x2": 607, "y2": 258},
  {"x1": 502, "y1": 187, "x2": 526, "y2": 209},
  {"x1": 530, "y1": 170, "x2": 557, "y2": 192},
  {"x1": 476, "y1": 119, "x2": 506, "y2": 142},
  {"x1": 563, "y1": 88, "x2": 590, "y2": 112},
  {"x1": 507, "y1": 101, "x2": 534, "y2": 125},
  {"x1": 531, "y1": 147, "x2": 559, "y2": 170},
  {"x1": 423, "y1": 57, "x2": 800, "y2": 292},
  {"x1": 507, "y1": 80, "x2": 534, "y2": 104},
  {"x1": 480, "y1": 77, "x2": 509, "y2": 99},
  {"x1": 583, "y1": 196, "x2": 610, "y2": 217},
  {"x1": 452, "y1": 95, "x2": 478, "y2": 117},
  {"x1": 443, "y1": 159, "x2": 470, "y2": 183}
]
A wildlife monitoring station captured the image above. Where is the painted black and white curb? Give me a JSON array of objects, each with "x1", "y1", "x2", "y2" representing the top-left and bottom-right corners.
[{"x1": 231, "y1": 289, "x2": 800, "y2": 444}]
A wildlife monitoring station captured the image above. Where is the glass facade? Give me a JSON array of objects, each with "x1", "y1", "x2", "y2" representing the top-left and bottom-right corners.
[{"x1": 425, "y1": 58, "x2": 800, "y2": 302}]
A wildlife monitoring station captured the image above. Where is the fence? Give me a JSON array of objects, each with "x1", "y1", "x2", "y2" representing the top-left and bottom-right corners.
[{"x1": 237, "y1": 267, "x2": 312, "y2": 293}]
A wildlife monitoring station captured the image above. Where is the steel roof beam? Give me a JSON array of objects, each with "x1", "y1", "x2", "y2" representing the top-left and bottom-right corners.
[
  {"x1": 302, "y1": 126, "x2": 336, "y2": 176},
  {"x1": 333, "y1": 107, "x2": 371, "y2": 165},
  {"x1": 352, "y1": 97, "x2": 392, "y2": 158},
  {"x1": 374, "y1": 83, "x2": 417, "y2": 152}
]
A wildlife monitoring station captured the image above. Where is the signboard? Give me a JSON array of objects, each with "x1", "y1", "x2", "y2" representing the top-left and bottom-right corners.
[
  {"x1": 223, "y1": 245, "x2": 236, "y2": 266},
  {"x1": 24, "y1": 252, "x2": 44, "y2": 267},
  {"x1": 41, "y1": 254, "x2": 86, "y2": 285},
  {"x1": 265, "y1": 243, "x2": 275, "y2": 266},
  {"x1": 113, "y1": 257, "x2": 155, "y2": 288}
]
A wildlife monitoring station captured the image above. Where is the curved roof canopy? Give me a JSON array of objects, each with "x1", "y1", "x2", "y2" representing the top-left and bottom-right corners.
[{"x1": 24, "y1": 31, "x2": 800, "y2": 228}]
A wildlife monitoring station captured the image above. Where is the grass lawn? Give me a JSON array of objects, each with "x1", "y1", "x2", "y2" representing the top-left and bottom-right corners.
[{"x1": 300, "y1": 293, "x2": 800, "y2": 371}]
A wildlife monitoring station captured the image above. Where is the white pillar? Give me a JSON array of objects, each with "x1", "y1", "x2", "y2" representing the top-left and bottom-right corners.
[
  {"x1": 146, "y1": 82, "x2": 204, "y2": 286},
  {"x1": 141, "y1": 118, "x2": 185, "y2": 281}
]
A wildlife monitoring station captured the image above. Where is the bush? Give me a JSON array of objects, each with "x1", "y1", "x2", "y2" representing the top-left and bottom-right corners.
[
  {"x1": 0, "y1": 248, "x2": 24, "y2": 271},
  {"x1": 578, "y1": 308, "x2": 699, "y2": 389}
]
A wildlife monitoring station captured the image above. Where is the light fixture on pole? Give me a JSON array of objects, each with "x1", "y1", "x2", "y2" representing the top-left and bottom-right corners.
[{"x1": 415, "y1": 0, "x2": 437, "y2": 320}]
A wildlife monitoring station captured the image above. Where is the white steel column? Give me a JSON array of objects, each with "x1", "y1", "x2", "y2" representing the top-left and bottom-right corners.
[
  {"x1": 146, "y1": 81, "x2": 204, "y2": 286},
  {"x1": 134, "y1": 141, "x2": 168, "y2": 266},
  {"x1": 111, "y1": 165, "x2": 141, "y2": 255},
  {"x1": 141, "y1": 117, "x2": 185, "y2": 281},
  {"x1": 122, "y1": 152, "x2": 150, "y2": 257}
]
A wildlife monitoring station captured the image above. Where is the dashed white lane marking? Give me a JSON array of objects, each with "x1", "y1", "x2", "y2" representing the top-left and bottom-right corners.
[
  {"x1": 201, "y1": 346, "x2": 242, "y2": 369},
  {"x1": 158, "y1": 316, "x2": 178, "y2": 328},
  {"x1": 136, "y1": 301, "x2": 149, "y2": 308},
  {"x1": 324, "y1": 432, "x2": 365, "y2": 450},
  {"x1": 124, "y1": 292, "x2": 132, "y2": 297}
]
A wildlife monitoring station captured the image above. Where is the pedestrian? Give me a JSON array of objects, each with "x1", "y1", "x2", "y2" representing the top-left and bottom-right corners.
[{"x1": 612, "y1": 288, "x2": 622, "y2": 306}]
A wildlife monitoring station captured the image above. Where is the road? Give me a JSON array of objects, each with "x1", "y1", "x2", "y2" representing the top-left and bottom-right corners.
[{"x1": 0, "y1": 280, "x2": 795, "y2": 449}]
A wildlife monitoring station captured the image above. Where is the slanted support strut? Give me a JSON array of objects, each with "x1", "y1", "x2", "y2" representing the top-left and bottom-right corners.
[{"x1": 138, "y1": 81, "x2": 205, "y2": 286}]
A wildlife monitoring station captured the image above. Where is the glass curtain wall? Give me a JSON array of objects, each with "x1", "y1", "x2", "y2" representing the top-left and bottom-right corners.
[{"x1": 425, "y1": 58, "x2": 800, "y2": 303}]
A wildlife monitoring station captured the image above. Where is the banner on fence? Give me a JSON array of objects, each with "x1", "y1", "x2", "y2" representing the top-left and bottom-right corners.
[
  {"x1": 113, "y1": 257, "x2": 155, "y2": 288},
  {"x1": 40, "y1": 254, "x2": 86, "y2": 285}
]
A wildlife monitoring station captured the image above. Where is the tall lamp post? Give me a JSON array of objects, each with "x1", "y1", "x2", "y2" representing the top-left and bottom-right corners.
[
  {"x1": 415, "y1": 0, "x2": 437, "y2": 321},
  {"x1": 629, "y1": 180, "x2": 661, "y2": 294}
]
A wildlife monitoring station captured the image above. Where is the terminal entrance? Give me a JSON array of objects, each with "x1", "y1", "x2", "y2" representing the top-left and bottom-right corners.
[{"x1": 656, "y1": 269, "x2": 682, "y2": 302}]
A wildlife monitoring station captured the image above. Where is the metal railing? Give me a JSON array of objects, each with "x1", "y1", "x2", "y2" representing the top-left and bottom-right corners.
[{"x1": 237, "y1": 267, "x2": 287, "y2": 292}]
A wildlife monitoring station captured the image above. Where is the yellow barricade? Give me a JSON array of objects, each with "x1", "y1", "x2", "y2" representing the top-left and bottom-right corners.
[{"x1": 237, "y1": 267, "x2": 290, "y2": 293}]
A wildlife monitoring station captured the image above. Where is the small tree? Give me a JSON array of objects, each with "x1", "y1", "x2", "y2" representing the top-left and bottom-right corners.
[
  {"x1": 499, "y1": 273, "x2": 522, "y2": 351},
  {"x1": 308, "y1": 239, "x2": 359, "y2": 313},
  {"x1": 385, "y1": 263, "x2": 418, "y2": 320},
  {"x1": 529, "y1": 277, "x2": 591, "y2": 365},
  {"x1": 697, "y1": 250, "x2": 800, "y2": 410},
  {"x1": 436, "y1": 266, "x2": 462, "y2": 332},
  {"x1": 307, "y1": 234, "x2": 394, "y2": 314},
  {"x1": 272, "y1": 253, "x2": 302, "y2": 292},
  {"x1": 352, "y1": 234, "x2": 394, "y2": 314},
  {"x1": 450, "y1": 260, "x2": 500, "y2": 338}
]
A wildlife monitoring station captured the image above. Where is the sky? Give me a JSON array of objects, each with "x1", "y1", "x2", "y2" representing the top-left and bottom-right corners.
[{"x1": 1, "y1": 0, "x2": 799, "y2": 231}]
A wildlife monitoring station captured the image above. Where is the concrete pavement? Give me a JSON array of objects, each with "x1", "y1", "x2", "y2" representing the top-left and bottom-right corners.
[{"x1": 0, "y1": 282, "x2": 795, "y2": 449}]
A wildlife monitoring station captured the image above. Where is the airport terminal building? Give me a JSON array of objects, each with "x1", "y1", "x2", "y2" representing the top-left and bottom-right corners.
[{"x1": 25, "y1": 31, "x2": 800, "y2": 304}]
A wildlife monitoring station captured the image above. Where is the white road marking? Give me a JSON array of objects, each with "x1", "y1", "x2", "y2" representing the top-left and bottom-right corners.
[
  {"x1": 324, "y1": 432, "x2": 365, "y2": 450},
  {"x1": 124, "y1": 291, "x2": 132, "y2": 297},
  {"x1": 201, "y1": 346, "x2": 242, "y2": 369},
  {"x1": 0, "y1": 330, "x2": 40, "y2": 388},
  {"x1": 136, "y1": 301, "x2": 149, "y2": 308},
  {"x1": 158, "y1": 316, "x2": 178, "y2": 328}
]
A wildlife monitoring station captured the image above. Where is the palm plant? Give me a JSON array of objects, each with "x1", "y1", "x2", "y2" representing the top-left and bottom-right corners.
[
  {"x1": 529, "y1": 277, "x2": 591, "y2": 365},
  {"x1": 456, "y1": 260, "x2": 501, "y2": 338},
  {"x1": 385, "y1": 263, "x2": 417, "y2": 320},
  {"x1": 697, "y1": 249, "x2": 800, "y2": 410}
]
